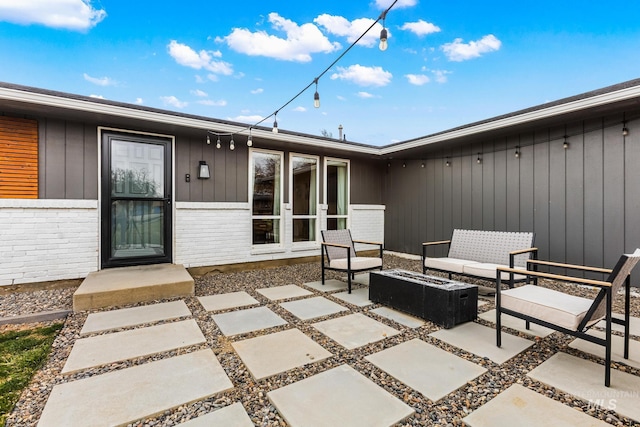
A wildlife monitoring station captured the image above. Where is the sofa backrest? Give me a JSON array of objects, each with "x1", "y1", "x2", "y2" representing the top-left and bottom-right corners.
[{"x1": 448, "y1": 229, "x2": 534, "y2": 267}]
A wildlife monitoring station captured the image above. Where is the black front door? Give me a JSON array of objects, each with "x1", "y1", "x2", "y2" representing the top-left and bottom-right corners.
[{"x1": 101, "y1": 131, "x2": 172, "y2": 268}]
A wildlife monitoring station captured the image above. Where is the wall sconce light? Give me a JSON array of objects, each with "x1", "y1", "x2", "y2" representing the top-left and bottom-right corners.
[
  {"x1": 563, "y1": 135, "x2": 570, "y2": 149},
  {"x1": 476, "y1": 154, "x2": 482, "y2": 164},
  {"x1": 623, "y1": 121, "x2": 629, "y2": 137},
  {"x1": 514, "y1": 147, "x2": 520, "y2": 158},
  {"x1": 198, "y1": 161, "x2": 210, "y2": 179}
]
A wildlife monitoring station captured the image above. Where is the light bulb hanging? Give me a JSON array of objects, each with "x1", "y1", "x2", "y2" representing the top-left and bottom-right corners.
[
  {"x1": 379, "y1": 12, "x2": 388, "y2": 51},
  {"x1": 247, "y1": 129, "x2": 253, "y2": 147},
  {"x1": 206, "y1": 134, "x2": 211, "y2": 145},
  {"x1": 230, "y1": 136, "x2": 235, "y2": 151},
  {"x1": 273, "y1": 112, "x2": 279, "y2": 134},
  {"x1": 313, "y1": 78, "x2": 320, "y2": 108}
]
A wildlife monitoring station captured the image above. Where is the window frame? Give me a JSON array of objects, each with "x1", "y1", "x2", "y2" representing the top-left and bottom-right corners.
[
  {"x1": 289, "y1": 152, "x2": 320, "y2": 244},
  {"x1": 323, "y1": 157, "x2": 350, "y2": 230},
  {"x1": 249, "y1": 148, "x2": 284, "y2": 247}
]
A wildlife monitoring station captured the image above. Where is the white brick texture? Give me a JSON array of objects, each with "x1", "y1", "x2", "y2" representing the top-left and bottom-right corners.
[{"x1": 0, "y1": 200, "x2": 99, "y2": 286}]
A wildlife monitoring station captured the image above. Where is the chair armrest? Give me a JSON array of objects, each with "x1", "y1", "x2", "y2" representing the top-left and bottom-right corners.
[
  {"x1": 527, "y1": 259, "x2": 612, "y2": 274},
  {"x1": 352, "y1": 240, "x2": 383, "y2": 246},
  {"x1": 422, "y1": 240, "x2": 451, "y2": 247},
  {"x1": 496, "y1": 266, "x2": 612, "y2": 288},
  {"x1": 509, "y1": 247, "x2": 538, "y2": 268},
  {"x1": 321, "y1": 242, "x2": 351, "y2": 249}
]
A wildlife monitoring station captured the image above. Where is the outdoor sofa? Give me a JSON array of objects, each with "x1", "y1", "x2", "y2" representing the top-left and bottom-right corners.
[{"x1": 422, "y1": 229, "x2": 537, "y2": 286}]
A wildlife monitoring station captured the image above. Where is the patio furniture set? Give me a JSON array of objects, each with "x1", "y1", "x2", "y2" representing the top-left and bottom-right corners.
[{"x1": 320, "y1": 228, "x2": 640, "y2": 387}]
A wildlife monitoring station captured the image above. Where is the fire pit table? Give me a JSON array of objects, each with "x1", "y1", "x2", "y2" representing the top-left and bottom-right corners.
[{"x1": 369, "y1": 269, "x2": 478, "y2": 328}]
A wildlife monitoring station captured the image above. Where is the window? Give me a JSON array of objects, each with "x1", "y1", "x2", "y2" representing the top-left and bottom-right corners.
[
  {"x1": 251, "y1": 149, "x2": 283, "y2": 245},
  {"x1": 0, "y1": 116, "x2": 38, "y2": 198},
  {"x1": 325, "y1": 158, "x2": 349, "y2": 230},
  {"x1": 290, "y1": 154, "x2": 318, "y2": 242}
]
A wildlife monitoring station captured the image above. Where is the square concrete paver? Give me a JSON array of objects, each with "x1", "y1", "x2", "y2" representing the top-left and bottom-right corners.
[
  {"x1": 430, "y1": 322, "x2": 533, "y2": 364},
  {"x1": 198, "y1": 291, "x2": 259, "y2": 312},
  {"x1": 332, "y1": 288, "x2": 372, "y2": 307},
  {"x1": 342, "y1": 273, "x2": 370, "y2": 286},
  {"x1": 479, "y1": 310, "x2": 555, "y2": 338},
  {"x1": 212, "y1": 306, "x2": 287, "y2": 336},
  {"x1": 370, "y1": 307, "x2": 425, "y2": 328},
  {"x1": 304, "y1": 279, "x2": 348, "y2": 293},
  {"x1": 596, "y1": 314, "x2": 640, "y2": 336},
  {"x1": 178, "y1": 403, "x2": 253, "y2": 427},
  {"x1": 528, "y1": 352, "x2": 640, "y2": 422},
  {"x1": 463, "y1": 384, "x2": 610, "y2": 427},
  {"x1": 569, "y1": 330, "x2": 640, "y2": 370},
  {"x1": 38, "y1": 350, "x2": 233, "y2": 427},
  {"x1": 80, "y1": 300, "x2": 191, "y2": 335},
  {"x1": 313, "y1": 313, "x2": 399, "y2": 350},
  {"x1": 63, "y1": 319, "x2": 206, "y2": 374},
  {"x1": 268, "y1": 364, "x2": 414, "y2": 427},
  {"x1": 232, "y1": 328, "x2": 332, "y2": 380},
  {"x1": 366, "y1": 339, "x2": 486, "y2": 402},
  {"x1": 280, "y1": 296, "x2": 348, "y2": 321},
  {"x1": 256, "y1": 285, "x2": 313, "y2": 301}
]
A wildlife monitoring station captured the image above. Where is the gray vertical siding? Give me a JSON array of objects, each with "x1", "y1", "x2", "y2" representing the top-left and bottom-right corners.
[{"x1": 384, "y1": 113, "x2": 640, "y2": 281}]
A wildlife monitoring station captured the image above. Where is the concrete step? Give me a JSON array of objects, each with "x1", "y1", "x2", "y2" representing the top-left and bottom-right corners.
[{"x1": 73, "y1": 264, "x2": 194, "y2": 312}]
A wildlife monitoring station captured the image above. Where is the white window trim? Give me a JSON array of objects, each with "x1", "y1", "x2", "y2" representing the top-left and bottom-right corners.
[
  {"x1": 249, "y1": 148, "x2": 284, "y2": 248},
  {"x1": 323, "y1": 157, "x2": 350, "y2": 230},
  {"x1": 289, "y1": 153, "x2": 320, "y2": 245}
]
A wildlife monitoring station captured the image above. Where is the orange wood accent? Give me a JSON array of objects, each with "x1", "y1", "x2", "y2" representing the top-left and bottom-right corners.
[{"x1": 0, "y1": 116, "x2": 38, "y2": 198}]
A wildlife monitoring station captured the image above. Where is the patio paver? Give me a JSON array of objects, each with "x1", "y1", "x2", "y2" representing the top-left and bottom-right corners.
[
  {"x1": 178, "y1": 402, "x2": 253, "y2": 426},
  {"x1": 365, "y1": 338, "x2": 486, "y2": 402},
  {"x1": 595, "y1": 314, "x2": 640, "y2": 336},
  {"x1": 232, "y1": 328, "x2": 332, "y2": 380},
  {"x1": 341, "y1": 273, "x2": 370, "y2": 285},
  {"x1": 462, "y1": 383, "x2": 610, "y2": 427},
  {"x1": 303, "y1": 279, "x2": 348, "y2": 293},
  {"x1": 256, "y1": 284, "x2": 313, "y2": 301},
  {"x1": 429, "y1": 322, "x2": 534, "y2": 364},
  {"x1": 332, "y1": 287, "x2": 372, "y2": 307},
  {"x1": 280, "y1": 296, "x2": 348, "y2": 321},
  {"x1": 479, "y1": 309, "x2": 555, "y2": 338},
  {"x1": 267, "y1": 364, "x2": 414, "y2": 427},
  {"x1": 528, "y1": 352, "x2": 640, "y2": 422},
  {"x1": 197, "y1": 291, "x2": 259, "y2": 312},
  {"x1": 38, "y1": 349, "x2": 233, "y2": 427},
  {"x1": 212, "y1": 306, "x2": 287, "y2": 336},
  {"x1": 569, "y1": 330, "x2": 640, "y2": 370},
  {"x1": 312, "y1": 313, "x2": 399, "y2": 350},
  {"x1": 370, "y1": 307, "x2": 425, "y2": 328},
  {"x1": 63, "y1": 319, "x2": 206, "y2": 374},
  {"x1": 80, "y1": 300, "x2": 191, "y2": 335}
]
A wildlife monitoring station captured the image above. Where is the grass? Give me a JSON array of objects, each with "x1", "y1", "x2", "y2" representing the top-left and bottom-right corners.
[{"x1": 0, "y1": 323, "x2": 63, "y2": 425}]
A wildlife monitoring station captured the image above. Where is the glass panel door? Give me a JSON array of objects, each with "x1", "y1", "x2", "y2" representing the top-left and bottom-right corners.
[{"x1": 102, "y1": 132, "x2": 172, "y2": 268}]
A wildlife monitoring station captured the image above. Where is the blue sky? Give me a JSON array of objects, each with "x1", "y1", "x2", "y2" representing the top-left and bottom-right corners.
[{"x1": 1, "y1": 1, "x2": 640, "y2": 146}]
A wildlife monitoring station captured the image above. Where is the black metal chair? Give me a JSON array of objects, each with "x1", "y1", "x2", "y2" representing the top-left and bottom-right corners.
[
  {"x1": 496, "y1": 249, "x2": 640, "y2": 387},
  {"x1": 321, "y1": 229, "x2": 383, "y2": 293}
]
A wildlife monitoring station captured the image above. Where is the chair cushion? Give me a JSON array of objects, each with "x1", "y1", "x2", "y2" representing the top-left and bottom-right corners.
[
  {"x1": 424, "y1": 257, "x2": 479, "y2": 274},
  {"x1": 499, "y1": 285, "x2": 597, "y2": 331},
  {"x1": 462, "y1": 263, "x2": 528, "y2": 281},
  {"x1": 330, "y1": 257, "x2": 382, "y2": 271}
]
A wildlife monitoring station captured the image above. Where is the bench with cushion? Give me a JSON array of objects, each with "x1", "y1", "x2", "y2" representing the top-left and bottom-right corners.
[{"x1": 422, "y1": 229, "x2": 537, "y2": 285}]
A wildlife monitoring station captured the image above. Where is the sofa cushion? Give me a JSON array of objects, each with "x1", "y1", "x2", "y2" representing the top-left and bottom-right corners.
[
  {"x1": 499, "y1": 285, "x2": 597, "y2": 330},
  {"x1": 463, "y1": 263, "x2": 528, "y2": 281},
  {"x1": 330, "y1": 257, "x2": 382, "y2": 271},
  {"x1": 424, "y1": 257, "x2": 479, "y2": 274}
]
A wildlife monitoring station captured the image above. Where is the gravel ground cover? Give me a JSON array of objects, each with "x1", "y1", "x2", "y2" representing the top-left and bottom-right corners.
[{"x1": 2, "y1": 254, "x2": 640, "y2": 426}]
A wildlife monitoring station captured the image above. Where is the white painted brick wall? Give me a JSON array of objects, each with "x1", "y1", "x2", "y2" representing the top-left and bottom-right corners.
[
  {"x1": 350, "y1": 204, "x2": 386, "y2": 250},
  {"x1": 0, "y1": 199, "x2": 99, "y2": 286}
]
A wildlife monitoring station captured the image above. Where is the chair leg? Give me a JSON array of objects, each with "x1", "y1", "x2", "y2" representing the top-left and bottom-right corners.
[
  {"x1": 496, "y1": 275, "x2": 502, "y2": 347},
  {"x1": 605, "y1": 288, "x2": 612, "y2": 387},
  {"x1": 625, "y1": 275, "x2": 631, "y2": 359},
  {"x1": 347, "y1": 272, "x2": 352, "y2": 294},
  {"x1": 525, "y1": 320, "x2": 530, "y2": 330},
  {"x1": 321, "y1": 265, "x2": 325, "y2": 285}
]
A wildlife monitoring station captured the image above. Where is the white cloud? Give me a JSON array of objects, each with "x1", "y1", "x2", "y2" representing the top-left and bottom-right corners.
[
  {"x1": 160, "y1": 96, "x2": 187, "y2": 108},
  {"x1": 375, "y1": 0, "x2": 417, "y2": 9},
  {"x1": 134, "y1": 98, "x2": 144, "y2": 104},
  {"x1": 314, "y1": 15, "x2": 382, "y2": 48},
  {"x1": 432, "y1": 69, "x2": 451, "y2": 83},
  {"x1": 330, "y1": 64, "x2": 392, "y2": 87},
  {"x1": 357, "y1": 91, "x2": 375, "y2": 98},
  {"x1": 337, "y1": 95, "x2": 347, "y2": 101},
  {"x1": 293, "y1": 106, "x2": 306, "y2": 112},
  {"x1": 191, "y1": 89, "x2": 208, "y2": 97},
  {"x1": 441, "y1": 34, "x2": 501, "y2": 61},
  {"x1": 198, "y1": 99, "x2": 227, "y2": 106},
  {"x1": 89, "y1": 94, "x2": 104, "y2": 99},
  {"x1": 0, "y1": 0, "x2": 106, "y2": 31},
  {"x1": 405, "y1": 74, "x2": 430, "y2": 85},
  {"x1": 83, "y1": 73, "x2": 115, "y2": 86},
  {"x1": 167, "y1": 40, "x2": 233, "y2": 75},
  {"x1": 223, "y1": 12, "x2": 340, "y2": 62},
  {"x1": 228, "y1": 114, "x2": 264, "y2": 123},
  {"x1": 207, "y1": 74, "x2": 219, "y2": 82},
  {"x1": 400, "y1": 20, "x2": 441, "y2": 36},
  {"x1": 251, "y1": 88, "x2": 264, "y2": 94}
]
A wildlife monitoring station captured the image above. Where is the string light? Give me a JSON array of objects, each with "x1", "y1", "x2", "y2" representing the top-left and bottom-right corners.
[
  {"x1": 563, "y1": 135, "x2": 569, "y2": 149},
  {"x1": 272, "y1": 111, "x2": 278, "y2": 134},
  {"x1": 515, "y1": 147, "x2": 520, "y2": 158},
  {"x1": 206, "y1": 135, "x2": 211, "y2": 145},
  {"x1": 477, "y1": 154, "x2": 482, "y2": 164},
  {"x1": 247, "y1": 129, "x2": 253, "y2": 147},
  {"x1": 313, "y1": 78, "x2": 320, "y2": 108},
  {"x1": 216, "y1": 135, "x2": 221, "y2": 149},
  {"x1": 379, "y1": 11, "x2": 388, "y2": 51},
  {"x1": 229, "y1": 136, "x2": 235, "y2": 151}
]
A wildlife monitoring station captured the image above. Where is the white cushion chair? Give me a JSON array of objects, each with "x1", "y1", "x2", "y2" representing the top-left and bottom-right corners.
[
  {"x1": 321, "y1": 229, "x2": 383, "y2": 294},
  {"x1": 496, "y1": 249, "x2": 640, "y2": 387}
]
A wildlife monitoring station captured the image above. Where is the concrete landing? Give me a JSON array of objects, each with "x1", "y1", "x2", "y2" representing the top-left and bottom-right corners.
[{"x1": 73, "y1": 264, "x2": 194, "y2": 312}]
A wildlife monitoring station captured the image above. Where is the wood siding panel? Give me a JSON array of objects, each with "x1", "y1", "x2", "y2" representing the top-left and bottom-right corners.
[
  {"x1": 548, "y1": 127, "x2": 567, "y2": 266},
  {"x1": 583, "y1": 119, "x2": 604, "y2": 272},
  {"x1": 565, "y1": 123, "x2": 585, "y2": 267},
  {"x1": 0, "y1": 116, "x2": 38, "y2": 198},
  {"x1": 603, "y1": 116, "x2": 625, "y2": 269}
]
